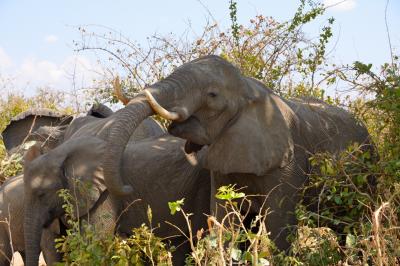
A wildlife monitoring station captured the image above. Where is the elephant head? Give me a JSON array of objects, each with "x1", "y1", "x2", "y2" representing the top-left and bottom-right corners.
[
  {"x1": 23, "y1": 136, "x2": 107, "y2": 266},
  {"x1": 1, "y1": 108, "x2": 73, "y2": 154},
  {"x1": 102, "y1": 55, "x2": 295, "y2": 195},
  {"x1": 87, "y1": 102, "x2": 114, "y2": 118}
]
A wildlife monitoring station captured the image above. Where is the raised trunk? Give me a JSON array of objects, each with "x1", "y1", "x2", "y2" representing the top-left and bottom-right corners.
[
  {"x1": 102, "y1": 95, "x2": 154, "y2": 195},
  {"x1": 103, "y1": 75, "x2": 192, "y2": 195},
  {"x1": 24, "y1": 210, "x2": 43, "y2": 266}
]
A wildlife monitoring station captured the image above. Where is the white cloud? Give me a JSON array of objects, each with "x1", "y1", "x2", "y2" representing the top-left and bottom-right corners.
[
  {"x1": 324, "y1": 0, "x2": 356, "y2": 11},
  {"x1": 0, "y1": 47, "x2": 13, "y2": 69},
  {"x1": 0, "y1": 46, "x2": 105, "y2": 101},
  {"x1": 14, "y1": 55, "x2": 102, "y2": 92},
  {"x1": 44, "y1": 34, "x2": 59, "y2": 44}
]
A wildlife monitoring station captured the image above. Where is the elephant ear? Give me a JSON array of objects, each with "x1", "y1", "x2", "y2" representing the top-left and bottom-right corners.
[
  {"x1": 30, "y1": 125, "x2": 68, "y2": 151},
  {"x1": 205, "y1": 88, "x2": 295, "y2": 176},
  {"x1": 1, "y1": 109, "x2": 73, "y2": 154},
  {"x1": 53, "y1": 136, "x2": 108, "y2": 217}
]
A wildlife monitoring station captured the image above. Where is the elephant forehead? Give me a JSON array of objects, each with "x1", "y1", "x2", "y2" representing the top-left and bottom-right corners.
[{"x1": 28, "y1": 174, "x2": 55, "y2": 190}]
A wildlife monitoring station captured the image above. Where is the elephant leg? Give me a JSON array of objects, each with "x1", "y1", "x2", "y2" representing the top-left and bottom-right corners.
[
  {"x1": 210, "y1": 172, "x2": 300, "y2": 252},
  {"x1": 41, "y1": 225, "x2": 62, "y2": 266},
  {"x1": 87, "y1": 191, "x2": 118, "y2": 236},
  {"x1": 0, "y1": 230, "x2": 12, "y2": 266},
  {"x1": 263, "y1": 184, "x2": 298, "y2": 251}
]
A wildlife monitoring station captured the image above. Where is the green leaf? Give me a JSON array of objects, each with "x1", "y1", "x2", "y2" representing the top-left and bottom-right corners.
[
  {"x1": 346, "y1": 234, "x2": 356, "y2": 248},
  {"x1": 215, "y1": 184, "x2": 245, "y2": 201},
  {"x1": 230, "y1": 247, "x2": 242, "y2": 261},
  {"x1": 334, "y1": 195, "x2": 342, "y2": 205},
  {"x1": 147, "y1": 205, "x2": 152, "y2": 223},
  {"x1": 168, "y1": 198, "x2": 185, "y2": 215}
]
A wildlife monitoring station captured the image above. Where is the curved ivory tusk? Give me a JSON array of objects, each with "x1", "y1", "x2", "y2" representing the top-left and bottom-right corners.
[
  {"x1": 144, "y1": 89, "x2": 180, "y2": 120},
  {"x1": 113, "y1": 76, "x2": 130, "y2": 105}
]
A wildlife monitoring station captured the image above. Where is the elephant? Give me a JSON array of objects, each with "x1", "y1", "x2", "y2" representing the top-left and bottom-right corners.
[
  {"x1": 0, "y1": 175, "x2": 61, "y2": 266},
  {"x1": 1, "y1": 109, "x2": 73, "y2": 155},
  {"x1": 1, "y1": 103, "x2": 163, "y2": 155},
  {"x1": 0, "y1": 104, "x2": 118, "y2": 265},
  {"x1": 98, "y1": 55, "x2": 374, "y2": 251},
  {"x1": 23, "y1": 134, "x2": 210, "y2": 266},
  {"x1": 0, "y1": 103, "x2": 165, "y2": 265},
  {"x1": 1, "y1": 104, "x2": 116, "y2": 155}
]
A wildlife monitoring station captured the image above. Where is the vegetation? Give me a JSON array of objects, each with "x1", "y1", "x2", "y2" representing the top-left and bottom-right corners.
[
  {"x1": 55, "y1": 188, "x2": 173, "y2": 266},
  {"x1": 0, "y1": 0, "x2": 399, "y2": 265}
]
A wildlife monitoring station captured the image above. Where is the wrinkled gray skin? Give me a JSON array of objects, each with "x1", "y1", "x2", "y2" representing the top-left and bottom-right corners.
[
  {"x1": 100, "y1": 55, "x2": 373, "y2": 251},
  {"x1": 23, "y1": 135, "x2": 209, "y2": 266},
  {"x1": 0, "y1": 175, "x2": 61, "y2": 266},
  {"x1": 23, "y1": 104, "x2": 209, "y2": 265},
  {"x1": 1, "y1": 103, "x2": 159, "y2": 265}
]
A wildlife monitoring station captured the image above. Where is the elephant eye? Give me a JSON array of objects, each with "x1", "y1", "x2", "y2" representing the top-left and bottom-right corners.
[{"x1": 207, "y1": 91, "x2": 217, "y2": 98}]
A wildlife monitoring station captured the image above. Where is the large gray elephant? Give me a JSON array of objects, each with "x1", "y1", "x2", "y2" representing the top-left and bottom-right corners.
[
  {"x1": 99, "y1": 55, "x2": 374, "y2": 250},
  {"x1": 0, "y1": 175, "x2": 61, "y2": 266},
  {"x1": 23, "y1": 134, "x2": 210, "y2": 266}
]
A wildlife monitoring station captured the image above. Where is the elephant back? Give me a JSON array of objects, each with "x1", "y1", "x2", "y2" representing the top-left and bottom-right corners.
[
  {"x1": 287, "y1": 97, "x2": 371, "y2": 154},
  {"x1": 129, "y1": 117, "x2": 166, "y2": 142},
  {"x1": 1, "y1": 109, "x2": 73, "y2": 154}
]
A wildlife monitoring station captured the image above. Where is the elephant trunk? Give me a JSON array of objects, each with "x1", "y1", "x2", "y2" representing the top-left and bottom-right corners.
[
  {"x1": 24, "y1": 209, "x2": 43, "y2": 266},
  {"x1": 102, "y1": 95, "x2": 154, "y2": 195},
  {"x1": 103, "y1": 76, "x2": 192, "y2": 196}
]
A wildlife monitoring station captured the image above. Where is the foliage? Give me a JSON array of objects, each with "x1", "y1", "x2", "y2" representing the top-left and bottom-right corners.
[
  {"x1": 56, "y1": 188, "x2": 173, "y2": 266},
  {"x1": 295, "y1": 55, "x2": 400, "y2": 264},
  {"x1": 299, "y1": 143, "x2": 375, "y2": 239},
  {"x1": 74, "y1": 0, "x2": 333, "y2": 102},
  {"x1": 168, "y1": 186, "x2": 274, "y2": 266},
  {"x1": 228, "y1": 0, "x2": 240, "y2": 47},
  {"x1": 290, "y1": 226, "x2": 341, "y2": 266}
]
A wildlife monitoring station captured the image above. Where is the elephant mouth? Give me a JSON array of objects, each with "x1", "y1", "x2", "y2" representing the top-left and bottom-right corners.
[
  {"x1": 184, "y1": 141, "x2": 204, "y2": 154},
  {"x1": 168, "y1": 116, "x2": 210, "y2": 154}
]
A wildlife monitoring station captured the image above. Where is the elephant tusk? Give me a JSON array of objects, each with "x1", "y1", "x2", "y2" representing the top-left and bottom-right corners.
[
  {"x1": 113, "y1": 76, "x2": 130, "y2": 105},
  {"x1": 144, "y1": 90, "x2": 180, "y2": 121}
]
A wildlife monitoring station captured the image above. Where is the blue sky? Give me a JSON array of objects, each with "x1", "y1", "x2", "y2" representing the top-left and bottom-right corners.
[{"x1": 0, "y1": 0, "x2": 399, "y2": 95}]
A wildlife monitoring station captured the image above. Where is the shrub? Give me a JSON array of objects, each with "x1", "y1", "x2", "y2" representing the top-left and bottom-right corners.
[{"x1": 55, "y1": 188, "x2": 173, "y2": 266}]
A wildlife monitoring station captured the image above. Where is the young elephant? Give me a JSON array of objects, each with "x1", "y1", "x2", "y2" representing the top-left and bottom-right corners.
[
  {"x1": 0, "y1": 175, "x2": 61, "y2": 266},
  {"x1": 23, "y1": 135, "x2": 210, "y2": 266}
]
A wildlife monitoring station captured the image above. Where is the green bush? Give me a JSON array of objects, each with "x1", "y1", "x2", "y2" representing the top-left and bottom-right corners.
[{"x1": 55, "y1": 188, "x2": 173, "y2": 266}]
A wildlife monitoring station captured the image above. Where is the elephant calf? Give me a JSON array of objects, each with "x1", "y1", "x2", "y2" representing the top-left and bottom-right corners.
[
  {"x1": 23, "y1": 134, "x2": 210, "y2": 266},
  {"x1": 0, "y1": 175, "x2": 61, "y2": 266}
]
